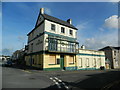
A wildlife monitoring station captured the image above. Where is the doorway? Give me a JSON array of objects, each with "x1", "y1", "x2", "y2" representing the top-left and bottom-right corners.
[{"x1": 60, "y1": 55, "x2": 64, "y2": 70}]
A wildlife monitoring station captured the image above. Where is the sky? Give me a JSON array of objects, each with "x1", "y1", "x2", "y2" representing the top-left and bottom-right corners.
[{"x1": 1, "y1": 2, "x2": 119, "y2": 55}]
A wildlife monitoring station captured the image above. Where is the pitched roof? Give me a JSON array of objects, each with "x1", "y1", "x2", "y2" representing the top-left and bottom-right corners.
[
  {"x1": 99, "y1": 46, "x2": 120, "y2": 51},
  {"x1": 113, "y1": 47, "x2": 120, "y2": 50},
  {"x1": 27, "y1": 13, "x2": 78, "y2": 36},
  {"x1": 42, "y1": 14, "x2": 78, "y2": 30}
]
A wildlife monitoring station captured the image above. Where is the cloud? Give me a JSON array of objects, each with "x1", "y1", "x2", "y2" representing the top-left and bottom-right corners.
[
  {"x1": 2, "y1": 48, "x2": 13, "y2": 56},
  {"x1": 44, "y1": 7, "x2": 52, "y2": 15},
  {"x1": 76, "y1": 22, "x2": 88, "y2": 30},
  {"x1": 99, "y1": 28, "x2": 104, "y2": 32},
  {"x1": 18, "y1": 36, "x2": 25, "y2": 41},
  {"x1": 37, "y1": 3, "x2": 52, "y2": 15},
  {"x1": 76, "y1": 15, "x2": 118, "y2": 50},
  {"x1": 104, "y1": 15, "x2": 119, "y2": 29},
  {"x1": 83, "y1": 30, "x2": 118, "y2": 50},
  {"x1": 108, "y1": 0, "x2": 120, "y2": 2}
]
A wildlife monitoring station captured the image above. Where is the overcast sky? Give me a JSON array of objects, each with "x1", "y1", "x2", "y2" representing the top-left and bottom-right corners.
[{"x1": 1, "y1": 2, "x2": 119, "y2": 55}]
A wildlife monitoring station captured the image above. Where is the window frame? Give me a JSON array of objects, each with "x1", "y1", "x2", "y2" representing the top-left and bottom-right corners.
[
  {"x1": 79, "y1": 58, "x2": 82, "y2": 67},
  {"x1": 56, "y1": 58, "x2": 60, "y2": 64},
  {"x1": 69, "y1": 29, "x2": 73, "y2": 35},
  {"x1": 61, "y1": 27, "x2": 65, "y2": 34},
  {"x1": 86, "y1": 58, "x2": 89, "y2": 67},
  {"x1": 94, "y1": 58, "x2": 96, "y2": 67},
  {"x1": 69, "y1": 55, "x2": 74, "y2": 64},
  {"x1": 51, "y1": 24, "x2": 56, "y2": 31}
]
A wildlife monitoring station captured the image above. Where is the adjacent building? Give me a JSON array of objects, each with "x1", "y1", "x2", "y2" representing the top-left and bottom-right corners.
[
  {"x1": 77, "y1": 47, "x2": 105, "y2": 70},
  {"x1": 11, "y1": 48, "x2": 26, "y2": 65},
  {"x1": 25, "y1": 8, "x2": 105, "y2": 70},
  {"x1": 99, "y1": 46, "x2": 120, "y2": 69},
  {"x1": 0, "y1": 55, "x2": 10, "y2": 61}
]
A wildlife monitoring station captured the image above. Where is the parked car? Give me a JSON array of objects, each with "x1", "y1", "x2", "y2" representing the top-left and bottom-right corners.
[
  {"x1": 2, "y1": 60, "x2": 13, "y2": 67},
  {"x1": 5, "y1": 60, "x2": 13, "y2": 67},
  {"x1": 2, "y1": 60, "x2": 7, "y2": 67}
]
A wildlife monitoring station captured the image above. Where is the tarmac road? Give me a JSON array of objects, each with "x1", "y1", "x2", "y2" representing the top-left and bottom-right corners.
[{"x1": 2, "y1": 66, "x2": 120, "y2": 90}]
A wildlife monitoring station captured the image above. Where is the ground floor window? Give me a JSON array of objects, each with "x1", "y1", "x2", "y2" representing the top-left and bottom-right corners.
[
  {"x1": 56, "y1": 58, "x2": 60, "y2": 64},
  {"x1": 94, "y1": 58, "x2": 96, "y2": 67},
  {"x1": 69, "y1": 55, "x2": 74, "y2": 64},
  {"x1": 86, "y1": 58, "x2": 89, "y2": 67},
  {"x1": 98, "y1": 58, "x2": 101, "y2": 67},
  {"x1": 49, "y1": 55, "x2": 56, "y2": 65},
  {"x1": 79, "y1": 58, "x2": 82, "y2": 67}
]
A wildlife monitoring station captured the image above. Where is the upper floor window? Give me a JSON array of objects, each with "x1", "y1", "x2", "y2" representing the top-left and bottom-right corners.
[
  {"x1": 114, "y1": 50, "x2": 116, "y2": 56},
  {"x1": 69, "y1": 30, "x2": 73, "y2": 35},
  {"x1": 51, "y1": 24, "x2": 55, "y2": 31},
  {"x1": 61, "y1": 27, "x2": 65, "y2": 33},
  {"x1": 31, "y1": 43, "x2": 33, "y2": 52}
]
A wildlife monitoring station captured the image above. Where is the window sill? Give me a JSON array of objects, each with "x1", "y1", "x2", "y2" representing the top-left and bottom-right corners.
[
  {"x1": 69, "y1": 63, "x2": 74, "y2": 65},
  {"x1": 69, "y1": 35, "x2": 73, "y2": 36},
  {"x1": 61, "y1": 33, "x2": 65, "y2": 34},
  {"x1": 48, "y1": 64, "x2": 60, "y2": 65},
  {"x1": 51, "y1": 30, "x2": 55, "y2": 32}
]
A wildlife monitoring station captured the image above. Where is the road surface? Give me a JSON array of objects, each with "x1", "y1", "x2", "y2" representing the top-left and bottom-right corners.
[{"x1": 2, "y1": 66, "x2": 120, "y2": 90}]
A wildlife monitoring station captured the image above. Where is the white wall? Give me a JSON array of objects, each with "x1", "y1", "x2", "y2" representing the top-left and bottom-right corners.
[
  {"x1": 27, "y1": 17, "x2": 78, "y2": 54},
  {"x1": 44, "y1": 20, "x2": 77, "y2": 38},
  {"x1": 28, "y1": 35, "x2": 44, "y2": 54},
  {"x1": 27, "y1": 22, "x2": 45, "y2": 54},
  {"x1": 77, "y1": 49, "x2": 105, "y2": 69}
]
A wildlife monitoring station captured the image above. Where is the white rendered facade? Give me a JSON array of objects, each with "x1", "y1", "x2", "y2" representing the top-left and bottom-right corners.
[{"x1": 77, "y1": 49, "x2": 105, "y2": 70}]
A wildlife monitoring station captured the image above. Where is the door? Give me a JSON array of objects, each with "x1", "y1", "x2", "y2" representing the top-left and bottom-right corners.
[{"x1": 60, "y1": 55, "x2": 64, "y2": 70}]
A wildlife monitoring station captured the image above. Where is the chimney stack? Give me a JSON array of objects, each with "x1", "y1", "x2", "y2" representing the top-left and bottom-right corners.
[
  {"x1": 40, "y1": 8, "x2": 44, "y2": 14},
  {"x1": 67, "y1": 19, "x2": 72, "y2": 24}
]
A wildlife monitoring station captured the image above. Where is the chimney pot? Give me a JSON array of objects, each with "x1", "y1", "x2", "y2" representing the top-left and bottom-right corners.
[
  {"x1": 40, "y1": 8, "x2": 44, "y2": 14},
  {"x1": 81, "y1": 45, "x2": 85, "y2": 49}
]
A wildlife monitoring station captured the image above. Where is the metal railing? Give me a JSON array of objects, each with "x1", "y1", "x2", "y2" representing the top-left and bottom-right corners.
[{"x1": 46, "y1": 46, "x2": 78, "y2": 53}]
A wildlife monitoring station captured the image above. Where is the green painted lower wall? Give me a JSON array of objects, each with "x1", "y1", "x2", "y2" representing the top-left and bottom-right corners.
[
  {"x1": 65, "y1": 66, "x2": 77, "y2": 70},
  {"x1": 77, "y1": 67, "x2": 100, "y2": 70},
  {"x1": 43, "y1": 67, "x2": 77, "y2": 71},
  {"x1": 43, "y1": 67, "x2": 61, "y2": 71},
  {"x1": 43, "y1": 67, "x2": 101, "y2": 71}
]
